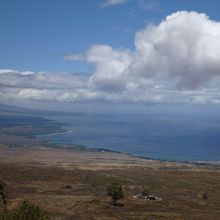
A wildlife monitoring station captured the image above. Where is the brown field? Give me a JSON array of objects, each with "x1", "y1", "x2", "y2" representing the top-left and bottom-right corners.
[{"x1": 0, "y1": 146, "x2": 220, "y2": 220}]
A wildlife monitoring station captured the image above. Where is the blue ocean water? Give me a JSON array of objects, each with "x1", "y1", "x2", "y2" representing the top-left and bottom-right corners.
[{"x1": 37, "y1": 113, "x2": 220, "y2": 162}]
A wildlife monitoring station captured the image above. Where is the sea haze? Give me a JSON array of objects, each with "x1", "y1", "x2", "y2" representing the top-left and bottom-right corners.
[{"x1": 37, "y1": 112, "x2": 220, "y2": 162}]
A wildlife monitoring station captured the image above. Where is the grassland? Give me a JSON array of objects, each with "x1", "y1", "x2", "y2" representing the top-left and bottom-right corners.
[{"x1": 0, "y1": 146, "x2": 220, "y2": 220}]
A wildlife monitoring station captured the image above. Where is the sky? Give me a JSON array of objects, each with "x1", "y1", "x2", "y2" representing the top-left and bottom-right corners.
[{"x1": 1, "y1": 0, "x2": 220, "y2": 110}]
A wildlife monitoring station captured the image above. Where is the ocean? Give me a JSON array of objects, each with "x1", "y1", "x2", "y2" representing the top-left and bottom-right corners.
[{"x1": 37, "y1": 112, "x2": 220, "y2": 162}]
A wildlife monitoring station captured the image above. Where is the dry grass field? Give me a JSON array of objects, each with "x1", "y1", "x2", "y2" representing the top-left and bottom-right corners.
[{"x1": 0, "y1": 146, "x2": 220, "y2": 220}]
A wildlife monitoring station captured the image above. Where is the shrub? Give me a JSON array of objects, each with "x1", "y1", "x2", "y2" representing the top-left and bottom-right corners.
[
  {"x1": 107, "y1": 181, "x2": 124, "y2": 206},
  {"x1": 0, "y1": 180, "x2": 7, "y2": 213},
  {"x1": 4, "y1": 200, "x2": 50, "y2": 220}
]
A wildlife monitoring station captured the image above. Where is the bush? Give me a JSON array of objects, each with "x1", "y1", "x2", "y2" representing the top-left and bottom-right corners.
[
  {"x1": 107, "y1": 181, "x2": 124, "y2": 206},
  {"x1": 4, "y1": 200, "x2": 50, "y2": 220},
  {"x1": 0, "y1": 180, "x2": 7, "y2": 213}
]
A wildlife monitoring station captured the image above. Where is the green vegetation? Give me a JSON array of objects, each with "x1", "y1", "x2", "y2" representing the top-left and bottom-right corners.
[
  {"x1": 0, "y1": 155, "x2": 220, "y2": 219},
  {"x1": 107, "y1": 181, "x2": 124, "y2": 206},
  {"x1": 0, "y1": 181, "x2": 7, "y2": 214},
  {"x1": 0, "y1": 182, "x2": 49, "y2": 220},
  {"x1": 4, "y1": 200, "x2": 49, "y2": 220}
]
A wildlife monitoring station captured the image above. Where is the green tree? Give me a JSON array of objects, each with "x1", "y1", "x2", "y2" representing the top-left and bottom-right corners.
[
  {"x1": 107, "y1": 181, "x2": 124, "y2": 206},
  {"x1": 0, "y1": 181, "x2": 7, "y2": 214}
]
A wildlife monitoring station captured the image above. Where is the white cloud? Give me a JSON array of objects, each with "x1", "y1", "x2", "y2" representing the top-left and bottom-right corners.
[
  {"x1": 63, "y1": 54, "x2": 85, "y2": 61},
  {"x1": 0, "y1": 69, "x2": 17, "y2": 74},
  {"x1": 138, "y1": 0, "x2": 159, "y2": 12},
  {"x1": 86, "y1": 45, "x2": 132, "y2": 91},
  {"x1": 131, "y1": 11, "x2": 220, "y2": 89},
  {"x1": 2, "y1": 11, "x2": 220, "y2": 105},
  {"x1": 102, "y1": 0, "x2": 129, "y2": 7},
  {"x1": 0, "y1": 69, "x2": 35, "y2": 75}
]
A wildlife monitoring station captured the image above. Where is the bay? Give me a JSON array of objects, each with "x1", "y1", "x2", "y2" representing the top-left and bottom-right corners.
[{"x1": 37, "y1": 113, "x2": 220, "y2": 162}]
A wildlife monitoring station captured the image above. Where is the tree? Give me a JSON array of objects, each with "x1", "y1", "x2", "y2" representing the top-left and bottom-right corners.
[
  {"x1": 107, "y1": 181, "x2": 124, "y2": 206},
  {"x1": 0, "y1": 181, "x2": 7, "y2": 214}
]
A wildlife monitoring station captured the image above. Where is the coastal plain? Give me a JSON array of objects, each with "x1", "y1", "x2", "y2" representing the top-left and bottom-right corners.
[
  {"x1": 0, "y1": 106, "x2": 220, "y2": 219},
  {"x1": 1, "y1": 145, "x2": 220, "y2": 220}
]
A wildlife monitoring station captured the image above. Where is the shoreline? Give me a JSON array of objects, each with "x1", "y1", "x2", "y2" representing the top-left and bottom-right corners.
[
  {"x1": 34, "y1": 117, "x2": 220, "y2": 166},
  {"x1": 31, "y1": 138, "x2": 220, "y2": 168},
  {"x1": 35, "y1": 129, "x2": 220, "y2": 166},
  {"x1": 0, "y1": 144, "x2": 212, "y2": 171},
  {"x1": 29, "y1": 115, "x2": 220, "y2": 167}
]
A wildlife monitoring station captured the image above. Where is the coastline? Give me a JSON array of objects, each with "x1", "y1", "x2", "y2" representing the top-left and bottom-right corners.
[
  {"x1": 1, "y1": 111, "x2": 218, "y2": 167},
  {"x1": 35, "y1": 134, "x2": 220, "y2": 167},
  {"x1": 0, "y1": 143, "x2": 212, "y2": 171},
  {"x1": 34, "y1": 115, "x2": 220, "y2": 165},
  {"x1": 1, "y1": 114, "x2": 220, "y2": 219},
  {"x1": 29, "y1": 137, "x2": 220, "y2": 169}
]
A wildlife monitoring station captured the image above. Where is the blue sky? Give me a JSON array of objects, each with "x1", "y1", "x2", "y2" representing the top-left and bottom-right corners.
[
  {"x1": 1, "y1": 0, "x2": 220, "y2": 73},
  {"x1": 1, "y1": 0, "x2": 220, "y2": 107}
]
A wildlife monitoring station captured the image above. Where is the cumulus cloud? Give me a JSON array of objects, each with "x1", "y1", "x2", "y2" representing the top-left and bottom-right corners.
[
  {"x1": 86, "y1": 45, "x2": 132, "y2": 91},
  {"x1": 131, "y1": 11, "x2": 220, "y2": 89},
  {"x1": 2, "y1": 11, "x2": 220, "y2": 105}
]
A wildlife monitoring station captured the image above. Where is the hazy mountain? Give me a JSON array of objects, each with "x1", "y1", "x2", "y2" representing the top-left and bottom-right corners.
[{"x1": 0, "y1": 103, "x2": 83, "y2": 117}]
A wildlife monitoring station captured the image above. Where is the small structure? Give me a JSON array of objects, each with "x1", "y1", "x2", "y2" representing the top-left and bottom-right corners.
[
  {"x1": 147, "y1": 195, "x2": 158, "y2": 200},
  {"x1": 133, "y1": 193, "x2": 162, "y2": 201}
]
